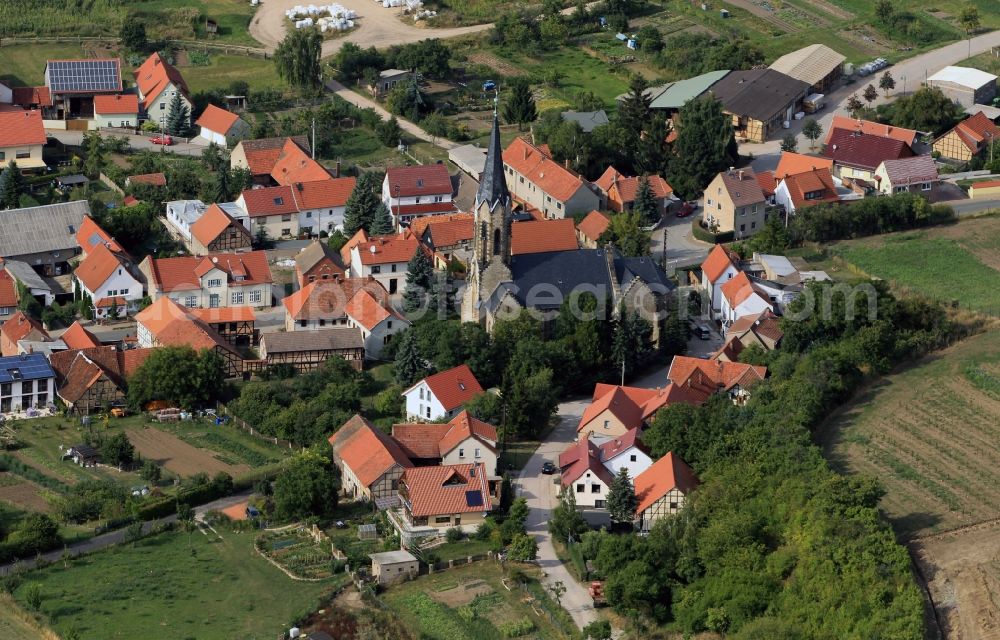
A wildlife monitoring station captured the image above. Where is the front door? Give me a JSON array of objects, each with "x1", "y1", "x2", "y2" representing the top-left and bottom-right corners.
[
  {"x1": 454, "y1": 515, "x2": 460, "y2": 526},
  {"x1": 209, "y1": 294, "x2": 220, "y2": 308}
]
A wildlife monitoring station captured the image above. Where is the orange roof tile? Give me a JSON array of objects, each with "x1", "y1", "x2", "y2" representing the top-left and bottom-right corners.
[
  {"x1": 190, "y1": 204, "x2": 249, "y2": 249},
  {"x1": 134, "y1": 297, "x2": 240, "y2": 355},
  {"x1": 634, "y1": 452, "x2": 700, "y2": 515},
  {"x1": 93, "y1": 94, "x2": 138, "y2": 114},
  {"x1": 437, "y1": 411, "x2": 498, "y2": 457},
  {"x1": 60, "y1": 321, "x2": 101, "y2": 350},
  {"x1": 143, "y1": 251, "x2": 272, "y2": 293},
  {"x1": 781, "y1": 168, "x2": 839, "y2": 210},
  {"x1": 400, "y1": 462, "x2": 492, "y2": 517},
  {"x1": 283, "y1": 278, "x2": 391, "y2": 321},
  {"x1": 134, "y1": 52, "x2": 189, "y2": 110},
  {"x1": 195, "y1": 104, "x2": 241, "y2": 135},
  {"x1": 720, "y1": 271, "x2": 770, "y2": 309},
  {"x1": 410, "y1": 364, "x2": 484, "y2": 412},
  {"x1": 825, "y1": 115, "x2": 917, "y2": 146},
  {"x1": 0, "y1": 110, "x2": 46, "y2": 148},
  {"x1": 578, "y1": 386, "x2": 645, "y2": 433},
  {"x1": 344, "y1": 289, "x2": 397, "y2": 331},
  {"x1": 412, "y1": 213, "x2": 474, "y2": 249},
  {"x1": 10, "y1": 86, "x2": 51, "y2": 108},
  {"x1": 74, "y1": 242, "x2": 132, "y2": 294},
  {"x1": 75, "y1": 215, "x2": 117, "y2": 255},
  {"x1": 0, "y1": 270, "x2": 17, "y2": 308},
  {"x1": 951, "y1": 112, "x2": 1000, "y2": 153},
  {"x1": 355, "y1": 231, "x2": 422, "y2": 266},
  {"x1": 328, "y1": 414, "x2": 413, "y2": 488},
  {"x1": 188, "y1": 306, "x2": 257, "y2": 323},
  {"x1": 1, "y1": 311, "x2": 49, "y2": 350},
  {"x1": 340, "y1": 229, "x2": 368, "y2": 266},
  {"x1": 290, "y1": 177, "x2": 356, "y2": 210},
  {"x1": 503, "y1": 137, "x2": 590, "y2": 202},
  {"x1": 774, "y1": 152, "x2": 834, "y2": 180},
  {"x1": 756, "y1": 170, "x2": 777, "y2": 196},
  {"x1": 56, "y1": 352, "x2": 110, "y2": 405},
  {"x1": 701, "y1": 244, "x2": 739, "y2": 283},
  {"x1": 271, "y1": 139, "x2": 331, "y2": 186},
  {"x1": 577, "y1": 210, "x2": 610, "y2": 242},
  {"x1": 596, "y1": 166, "x2": 673, "y2": 205},
  {"x1": 239, "y1": 185, "x2": 297, "y2": 217},
  {"x1": 597, "y1": 427, "x2": 646, "y2": 461},
  {"x1": 390, "y1": 423, "x2": 451, "y2": 459},
  {"x1": 667, "y1": 355, "x2": 767, "y2": 394},
  {"x1": 236, "y1": 136, "x2": 310, "y2": 176},
  {"x1": 510, "y1": 218, "x2": 578, "y2": 255}
]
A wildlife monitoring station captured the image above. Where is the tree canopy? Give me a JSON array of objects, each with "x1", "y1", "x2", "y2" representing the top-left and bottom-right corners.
[
  {"x1": 274, "y1": 27, "x2": 323, "y2": 93},
  {"x1": 668, "y1": 95, "x2": 738, "y2": 198},
  {"x1": 127, "y1": 346, "x2": 225, "y2": 410},
  {"x1": 273, "y1": 450, "x2": 341, "y2": 520}
]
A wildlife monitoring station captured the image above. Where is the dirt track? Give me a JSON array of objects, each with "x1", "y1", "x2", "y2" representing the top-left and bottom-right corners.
[{"x1": 126, "y1": 427, "x2": 250, "y2": 478}]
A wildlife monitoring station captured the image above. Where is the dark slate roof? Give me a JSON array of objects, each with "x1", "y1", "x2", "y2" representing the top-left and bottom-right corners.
[
  {"x1": 616, "y1": 256, "x2": 673, "y2": 292},
  {"x1": 475, "y1": 114, "x2": 512, "y2": 212},
  {"x1": 710, "y1": 69, "x2": 810, "y2": 121},
  {"x1": 560, "y1": 110, "x2": 610, "y2": 133},
  {"x1": 261, "y1": 328, "x2": 364, "y2": 354},
  {"x1": 822, "y1": 128, "x2": 915, "y2": 170},
  {"x1": 0, "y1": 353, "x2": 56, "y2": 383}
]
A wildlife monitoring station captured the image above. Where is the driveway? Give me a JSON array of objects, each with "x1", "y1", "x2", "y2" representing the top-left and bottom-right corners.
[
  {"x1": 651, "y1": 212, "x2": 711, "y2": 274},
  {"x1": 48, "y1": 130, "x2": 209, "y2": 157}
]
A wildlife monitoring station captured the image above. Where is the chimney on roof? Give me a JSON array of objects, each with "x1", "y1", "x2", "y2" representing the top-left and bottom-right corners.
[
  {"x1": 335, "y1": 160, "x2": 341, "y2": 178},
  {"x1": 738, "y1": 169, "x2": 744, "y2": 180},
  {"x1": 728, "y1": 166, "x2": 734, "y2": 175}
]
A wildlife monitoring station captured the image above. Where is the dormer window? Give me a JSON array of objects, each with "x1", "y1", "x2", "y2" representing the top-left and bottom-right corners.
[
  {"x1": 234, "y1": 275, "x2": 245, "y2": 282},
  {"x1": 416, "y1": 178, "x2": 424, "y2": 188},
  {"x1": 274, "y1": 197, "x2": 283, "y2": 205}
]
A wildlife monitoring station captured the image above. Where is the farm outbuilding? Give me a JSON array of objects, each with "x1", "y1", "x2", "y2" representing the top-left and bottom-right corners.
[
  {"x1": 768, "y1": 44, "x2": 846, "y2": 94},
  {"x1": 369, "y1": 550, "x2": 418, "y2": 586},
  {"x1": 928, "y1": 66, "x2": 998, "y2": 109},
  {"x1": 969, "y1": 180, "x2": 1000, "y2": 199},
  {"x1": 710, "y1": 69, "x2": 810, "y2": 143},
  {"x1": 448, "y1": 144, "x2": 487, "y2": 180}
]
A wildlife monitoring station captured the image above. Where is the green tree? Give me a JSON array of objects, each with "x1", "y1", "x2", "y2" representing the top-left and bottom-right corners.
[
  {"x1": 632, "y1": 176, "x2": 659, "y2": 226},
  {"x1": 464, "y1": 391, "x2": 502, "y2": 424},
  {"x1": 368, "y1": 202, "x2": 394, "y2": 235},
  {"x1": 879, "y1": 70, "x2": 896, "y2": 97},
  {"x1": 343, "y1": 171, "x2": 384, "y2": 235},
  {"x1": 377, "y1": 116, "x2": 403, "y2": 147},
  {"x1": 507, "y1": 532, "x2": 538, "y2": 561},
  {"x1": 846, "y1": 94, "x2": 864, "y2": 118},
  {"x1": 862, "y1": 84, "x2": 878, "y2": 105},
  {"x1": 615, "y1": 74, "x2": 652, "y2": 166},
  {"x1": 100, "y1": 432, "x2": 136, "y2": 469},
  {"x1": 960, "y1": 2, "x2": 981, "y2": 36},
  {"x1": 394, "y1": 330, "x2": 424, "y2": 386},
  {"x1": 119, "y1": 15, "x2": 148, "y2": 51},
  {"x1": 0, "y1": 160, "x2": 24, "y2": 209},
  {"x1": 583, "y1": 620, "x2": 613, "y2": 640},
  {"x1": 230, "y1": 166, "x2": 252, "y2": 196},
  {"x1": 212, "y1": 166, "x2": 231, "y2": 203},
  {"x1": 668, "y1": 95, "x2": 736, "y2": 198},
  {"x1": 606, "y1": 467, "x2": 638, "y2": 525},
  {"x1": 274, "y1": 27, "x2": 323, "y2": 93},
  {"x1": 272, "y1": 450, "x2": 341, "y2": 520},
  {"x1": 611, "y1": 309, "x2": 652, "y2": 379},
  {"x1": 403, "y1": 246, "x2": 433, "y2": 312},
  {"x1": 126, "y1": 346, "x2": 224, "y2": 409},
  {"x1": 549, "y1": 486, "x2": 589, "y2": 543},
  {"x1": 780, "y1": 133, "x2": 798, "y2": 153},
  {"x1": 82, "y1": 131, "x2": 105, "y2": 178},
  {"x1": 165, "y1": 92, "x2": 191, "y2": 137},
  {"x1": 201, "y1": 141, "x2": 226, "y2": 172},
  {"x1": 23, "y1": 584, "x2": 42, "y2": 611},
  {"x1": 600, "y1": 211, "x2": 649, "y2": 257},
  {"x1": 801, "y1": 118, "x2": 823, "y2": 151},
  {"x1": 874, "y1": 0, "x2": 894, "y2": 25},
  {"x1": 7, "y1": 513, "x2": 60, "y2": 555},
  {"x1": 502, "y1": 79, "x2": 537, "y2": 129},
  {"x1": 876, "y1": 86, "x2": 964, "y2": 136},
  {"x1": 500, "y1": 349, "x2": 558, "y2": 439},
  {"x1": 141, "y1": 459, "x2": 162, "y2": 483}
]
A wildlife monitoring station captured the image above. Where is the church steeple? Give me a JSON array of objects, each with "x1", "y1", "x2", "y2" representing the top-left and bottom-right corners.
[{"x1": 475, "y1": 113, "x2": 511, "y2": 212}]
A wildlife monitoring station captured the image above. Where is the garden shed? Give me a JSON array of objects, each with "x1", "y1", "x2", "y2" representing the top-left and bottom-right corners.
[
  {"x1": 369, "y1": 550, "x2": 418, "y2": 586},
  {"x1": 358, "y1": 523, "x2": 377, "y2": 540}
]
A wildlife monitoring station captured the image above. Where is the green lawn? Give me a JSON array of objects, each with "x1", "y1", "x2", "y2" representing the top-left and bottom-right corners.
[
  {"x1": 182, "y1": 54, "x2": 284, "y2": 93},
  {"x1": 14, "y1": 530, "x2": 337, "y2": 640},
  {"x1": 431, "y1": 538, "x2": 494, "y2": 562},
  {"x1": 0, "y1": 44, "x2": 87, "y2": 87},
  {"x1": 132, "y1": 0, "x2": 261, "y2": 46}
]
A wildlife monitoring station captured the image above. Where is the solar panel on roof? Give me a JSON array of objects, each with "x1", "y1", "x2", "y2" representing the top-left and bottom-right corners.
[
  {"x1": 465, "y1": 490, "x2": 484, "y2": 507},
  {"x1": 47, "y1": 60, "x2": 121, "y2": 93}
]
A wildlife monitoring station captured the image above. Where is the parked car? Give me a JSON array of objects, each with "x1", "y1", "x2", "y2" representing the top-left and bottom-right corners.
[
  {"x1": 689, "y1": 321, "x2": 711, "y2": 340},
  {"x1": 676, "y1": 201, "x2": 697, "y2": 218},
  {"x1": 541, "y1": 461, "x2": 557, "y2": 475},
  {"x1": 149, "y1": 134, "x2": 173, "y2": 146}
]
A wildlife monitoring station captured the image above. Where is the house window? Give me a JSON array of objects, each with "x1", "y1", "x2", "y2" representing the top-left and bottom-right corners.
[
  {"x1": 209, "y1": 294, "x2": 220, "y2": 308},
  {"x1": 231, "y1": 291, "x2": 244, "y2": 304},
  {"x1": 319, "y1": 319, "x2": 326, "y2": 327},
  {"x1": 669, "y1": 502, "x2": 678, "y2": 510},
  {"x1": 281, "y1": 214, "x2": 291, "y2": 222},
  {"x1": 300, "y1": 320, "x2": 308, "y2": 327},
  {"x1": 184, "y1": 296, "x2": 197, "y2": 307},
  {"x1": 435, "y1": 516, "x2": 450, "y2": 524},
  {"x1": 739, "y1": 207, "x2": 746, "y2": 216},
  {"x1": 740, "y1": 224, "x2": 746, "y2": 232},
  {"x1": 249, "y1": 290, "x2": 262, "y2": 304},
  {"x1": 372, "y1": 266, "x2": 381, "y2": 274},
  {"x1": 306, "y1": 212, "x2": 312, "y2": 218},
  {"x1": 391, "y1": 264, "x2": 397, "y2": 273},
  {"x1": 387, "y1": 321, "x2": 393, "y2": 329},
  {"x1": 752, "y1": 204, "x2": 758, "y2": 213},
  {"x1": 751, "y1": 221, "x2": 756, "y2": 229},
  {"x1": 419, "y1": 388, "x2": 424, "y2": 400},
  {"x1": 458, "y1": 448, "x2": 465, "y2": 458},
  {"x1": 159, "y1": 102, "x2": 165, "y2": 110},
  {"x1": 576, "y1": 483, "x2": 584, "y2": 493},
  {"x1": 630, "y1": 454, "x2": 637, "y2": 462},
  {"x1": 921, "y1": 182, "x2": 932, "y2": 191},
  {"x1": 591, "y1": 484, "x2": 600, "y2": 493},
  {"x1": 281, "y1": 229, "x2": 290, "y2": 236},
  {"x1": 594, "y1": 500, "x2": 605, "y2": 509},
  {"x1": 475, "y1": 448, "x2": 481, "y2": 458},
  {"x1": 15, "y1": 150, "x2": 29, "y2": 159},
  {"x1": 603, "y1": 420, "x2": 609, "y2": 429},
  {"x1": 208, "y1": 278, "x2": 221, "y2": 288},
  {"x1": 426, "y1": 406, "x2": 430, "y2": 418}
]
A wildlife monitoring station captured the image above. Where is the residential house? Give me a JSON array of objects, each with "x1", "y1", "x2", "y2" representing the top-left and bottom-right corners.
[
  {"x1": 502, "y1": 137, "x2": 600, "y2": 218},
  {"x1": 294, "y1": 240, "x2": 346, "y2": 288},
  {"x1": 291, "y1": 177, "x2": 357, "y2": 236},
  {"x1": 667, "y1": 355, "x2": 768, "y2": 405},
  {"x1": 823, "y1": 129, "x2": 914, "y2": 181},
  {"x1": 328, "y1": 414, "x2": 413, "y2": 504},
  {"x1": 72, "y1": 241, "x2": 144, "y2": 318},
  {"x1": 134, "y1": 297, "x2": 244, "y2": 377},
  {"x1": 188, "y1": 204, "x2": 253, "y2": 255},
  {"x1": 701, "y1": 244, "x2": 741, "y2": 318},
  {"x1": 392, "y1": 410, "x2": 499, "y2": 471},
  {"x1": 597, "y1": 428, "x2": 653, "y2": 480},
  {"x1": 343, "y1": 287, "x2": 409, "y2": 359},
  {"x1": 634, "y1": 452, "x2": 699, "y2": 533},
  {"x1": 382, "y1": 164, "x2": 457, "y2": 228},
  {"x1": 139, "y1": 251, "x2": 273, "y2": 309},
  {"x1": 719, "y1": 271, "x2": 774, "y2": 328},
  {"x1": 0, "y1": 258, "x2": 54, "y2": 308},
  {"x1": 767, "y1": 44, "x2": 845, "y2": 94},
  {"x1": 271, "y1": 139, "x2": 332, "y2": 187},
  {"x1": 0, "y1": 353, "x2": 55, "y2": 413},
  {"x1": 195, "y1": 104, "x2": 250, "y2": 147},
  {"x1": 187, "y1": 306, "x2": 257, "y2": 347},
  {"x1": 230, "y1": 136, "x2": 312, "y2": 185},
  {"x1": 402, "y1": 364, "x2": 484, "y2": 422},
  {"x1": 703, "y1": 167, "x2": 768, "y2": 239},
  {"x1": 558, "y1": 437, "x2": 614, "y2": 509},
  {"x1": 756, "y1": 170, "x2": 778, "y2": 205},
  {"x1": 411, "y1": 213, "x2": 474, "y2": 269},
  {"x1": 395, "y1": 462, "x2": 498, "y2": 540},
  {"x1": 717, "y1": 309, "x2": 783, "y2": 362},
  {"x1": 165, "y1": 200, "x2": 208, "y2": 243},
  {"x1": 561, "y1": 110, "x2": 609, "y2": 133},
  {"x1": 932, "y1": 112, "x2": 1000, "y2": 162},
  {"x1": 969, "y1": 180, "x2": 1000, "y2": 199},
  {"x1": 7, "y1": 86, "x2": 52, "y2": 114},
  {"x1": 823, "y1": 116, "x2": 918, "y2": 148},
  {"x1": 44, "y1": 58, "x2": 122, "y2": 121},
  {"x1": 510, "y1": 218, "x2": 579, "y2": 256},
  {"x1": 774, "y1": 168, "x2": 840, "y2": 215},
  {"x1": 369, "y1": 550, "x2": 419, "y2": 586},
  {"x1": 235, "y1": 185, "x2": 299, "y2": 239},
  {"x1": 0, "y1": 200, "x2": 89, "y2": 276},
  {"x1": 0, "y1": 312, "x2": 49, "y2": 357},
  {"x1": 0, "y1": 271, "x2": 17, "y2": 320},
  {"x1": 874, "y1": 155, "x2": 940, "y2": 196},
  {"x1": 595, "y1": 167, "x2": 675, "y2": 214},
  {"x1": 0, "y1": 110, "x2": 46, "y2": 170},
  {"x1": 710, "y1": 69, "x2": 810, "y2": 143},
  {"x1": 349, "y1": 231, "x2": 421, "y2": 296},
  {"x1": 368, "y1": 69, "x2": 411, "y2": 98},
  {"x1": 576, "y1": 383, "x2": 671, "y2": 440},
  {"x1": 927, "y1": 65, "x2": 998, "y2": 108},
  {"x1": 60, "y1": 321, "x2": 101, "y2": 351},
  {"x1": 774, "y1": 151, "x2": 835, "y2": 179},
  {"x1": 134, "y1": 52, "x2": 190, "y2": 130},
  {"x1": 576, "y1": 210, "x2": 610, "y2": 249},
  {"x1": 93, "y1": 94, "x2": 138, "y2": 128},
  {"x1": 49, "y1": 345, "x2": 152, "y2": 414},
  {"x1": 257, "y1": 329, "x2": 365, "y2": 372}
]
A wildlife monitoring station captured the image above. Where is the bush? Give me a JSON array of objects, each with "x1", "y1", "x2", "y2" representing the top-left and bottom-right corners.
[
  {"x1": 499, "y1": 618, "x2": 535, "y2": 637},
  {"x1": 445, "y1": 527, "x2": 464, "y2": 543},
  {"x1": 473, "y1": 519, "x2": 496, "y2": 541},
  {"x1": 691, "y1": 219, "x2": 734, "y2": 244}
]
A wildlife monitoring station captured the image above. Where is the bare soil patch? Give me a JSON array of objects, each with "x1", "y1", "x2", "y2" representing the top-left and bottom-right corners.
[
  {"x1": 126, "y1": 426, "x2": 250, "y2": 478},
  {"x1": 431, "y1": 579, "x2": 493, "y2": 607},
  {"x1": 802, "y1": 0, "x2": 853, "y2": 20},
  {"x1": 723, "y1": 0, "x2": 798, "y2": 33},
  {"x1": 0, "y1": 472, "x2": 51, "y2": 513},
  {"x1": 466, "y1": 52, "x2": 528, "y2": 77}
]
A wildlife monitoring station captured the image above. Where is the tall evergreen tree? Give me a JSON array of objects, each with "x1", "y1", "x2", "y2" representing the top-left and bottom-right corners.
[
  {"x1": 394, "y1": 330, "x2": 424, "y2": 385},
  {"x1": 165, "y1": 92, "x2": 191, "y2": 137},
  {"x1": 0, "y1": 160, "x2": 24, "y2": 209},
  {"x1": 668, "y1": 95, "x2": 737, "y2": 198},
  {"x1": 606, "y1": 467, "x2": 638, "y2": 524},
  {"x1": 403, "y1": 246, "x2": 433, "y2": 313},
  {"x1": 368, "y1": 202, "x2": 395, "y2": 235},
  {"x1": 274, "y1": 27, "x2": 323, "y2": 93},
  {"x1": 343, "y1": 171, "x2": 383, "y2": 235},
  {"x1": 632, "y1": 176, "x2": 659, "y2": 226},
  {"x1": 502, "y1": 78, "x2": 537, "y2": 129},
  {"x1": 615, "y1": 74, "x2": 651, "y2": 162},
  {"x1": 212, "y1": 167, "x2": 231, "y2": 203}
]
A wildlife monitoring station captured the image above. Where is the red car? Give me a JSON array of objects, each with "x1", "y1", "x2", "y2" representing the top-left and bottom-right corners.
[
  {"x1": 149, "y1": 134, "x2": 173, "y2": 146},
  {"x1": 676, "y1": 201, "x2": 697, "y2": 218}
]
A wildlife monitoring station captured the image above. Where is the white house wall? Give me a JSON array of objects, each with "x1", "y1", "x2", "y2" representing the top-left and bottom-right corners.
[{"x1": 403, "y1": 381, "x2": 447, "y2": 421}]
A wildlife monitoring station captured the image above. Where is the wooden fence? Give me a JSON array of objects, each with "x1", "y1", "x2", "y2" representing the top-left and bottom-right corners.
[
  {"x1": 215, "y1": 402, "x2": 300, "y2": 451},
  {"x1": 98, "y1": 172, "x2": 123, "y2": 195}
]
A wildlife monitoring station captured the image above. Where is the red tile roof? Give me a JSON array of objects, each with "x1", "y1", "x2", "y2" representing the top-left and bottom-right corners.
[
  {"x1": 400, "y1": 462, "x2": 492, "y2": 517},
  {"x1": 667, "y1": 355, "x2": 768, "y2": 394},
  {"x1": 134, "y1": 52, "x2": 189, "y2": 110},
  {"x1": 0, "y1": 270, "x2": 17, "y2": 308},
  {"x1": 578, "y1": 384, "x2": 671, "y2": 433},
  {"x1": 774, "y1": 152, "x2": 834, "y2": 179},
  {"x1": 283, "y1": 278, "x2": 392, "y2": 321},
  {"x1": 343, "y1": 288, "x2": 398, "y2": 331},
  {"x1": 55, "y1": 350, "x2": 113, "y2": 404},
  {"x1": 74, "y1": 242, "x2": 133, "y2": 294},
  {"x1": 0, "y1": 110, "x2": 46, "y2": 147},
  {"x1": 290, "y1": 177, "x2": 356, "y2": 210},
  {"x1": 971, "y1": 179, "x2": 1000, "y2": 189},
  {"x1": 595, "y1": 166, "x2": 673, "y2": 207},
  {"x1": 950, "y1": 112, "x2": 1000, "y2": 154},
  {"x1": 195, "y1": 104, "x2": 240, "y2": 134},
  {"x1": 385, "y1": 164, "x2": 453, "y2": 197},
  {"x1": 558, "y1": 437, "x2": 614, "y2": 486},
  {"x1": 129, "y1": 172, "x2": 167, "y2": 187},
  {"x1": 503, "y1": 137, "x2": 590, "y2": 202},
  {"x1": 10, "y1": 86, "x2": 51, "y2": 108},
  {"x1": 726, "y1": 309, "x2": 783, "y2": 345},
  {"x1": 781, "y1": 168, "x2": 839, "y2": 210},
  {"x1": 720, "y1": 271, "x2": 771, "y2": 309},
  {"x1": 75, "y1": 215, "x2": 116, "y2": 256},
  {"x1": 755, "y1": 170, "x2": 777, "y2": 197},
  {"x1": 825, "y1": 115, "x2": 917, "y2": 146},
  {"x1": 188, "y1": 306, "x2": 257, "y2": 324},
  {"x1": 878, "y1": 155, "x2": 939, "y2": 186},
  {"x1": 410, "y1": 364, "x2": 484, "y2": 412},
  {"x1": 271, "y1": 139, "x2": 331, "y2": 186},
  {"x1": 239, "y1": 185, "x2": 297, "y2": 217},
  {"x1": 190, "y1": 204, "x2": 249, "y2": 248},
  {"x1": 236, "y1": 137, "x2": 309, "y2": 176},
  {"x1": 60, "y1": 321, "x2": 101, "y2": 350},
  {"x1": 93, "y1": 94, "x2": 138, "y2": 114},
  {"x1": 701, "y1": 244, "x2": 739, "y2": 283},
  {"x1": 597, "y1": 427, "x2": 646, "y2": 462},
  {"x1": 437, "y1": 411, "x2": 498, "y2": 457},
  {"x1": 634, "y1": 452, "x2": 699, "y2": 515},
  {"x1": 412, "y1": 213, "x2": 474, "y2": 248},
  {"x1": 354, "y1": 231, "x2": 422, "y2": 266},
  {"x1": 510, "y1": 218, "x2": 579, "y2": 255},
  {"x1": 94, "y1": 296, "x2": 128, "y2": 309},
  {"x1": 392, "y1": 410, "x2": 498, "y2": 459},
  {"x1": 823, "y1": 129, "x2": 914, "y2": 171},
  {"x1": 328, "y1": 414, "x2": 413, "y2": 488},
  {"x1": 577, "y1": 210, "x2": 610, "y2": 243},
  {"x1": 1, "y1": 311, "x2": 49, "y2": 352},
  {"x1": 134, "y1": 297, "x2": 240, "y2": 355},
  {"x1": 591, "y1": 384, "x2": 670, "y2": 420},
  {"x1": 143, "y1": 251, "x2": 272, "y2": 293}
]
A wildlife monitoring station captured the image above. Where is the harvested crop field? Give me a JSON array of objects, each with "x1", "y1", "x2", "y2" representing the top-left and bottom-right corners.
[
  {"x1": 0, "y1": 472, "x2": 51, "y2": 512},
  {"x1": 126, "y1": 427, "x2": 250, "y2": 478}
]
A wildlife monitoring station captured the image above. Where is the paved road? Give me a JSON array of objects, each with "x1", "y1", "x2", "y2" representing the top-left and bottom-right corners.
[
  {"x1": 947, "y1": 197, "x2": 1000, "y2": 216},
  {"x1": 652, "y1": 211, "x2": 711, "y2": 273},
  {"x1": 48, "y1": 130, "x2": 210, "y2": 157},
  {"x1": 0, "y1": 490, "x2": 252, "y2": 576}
]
